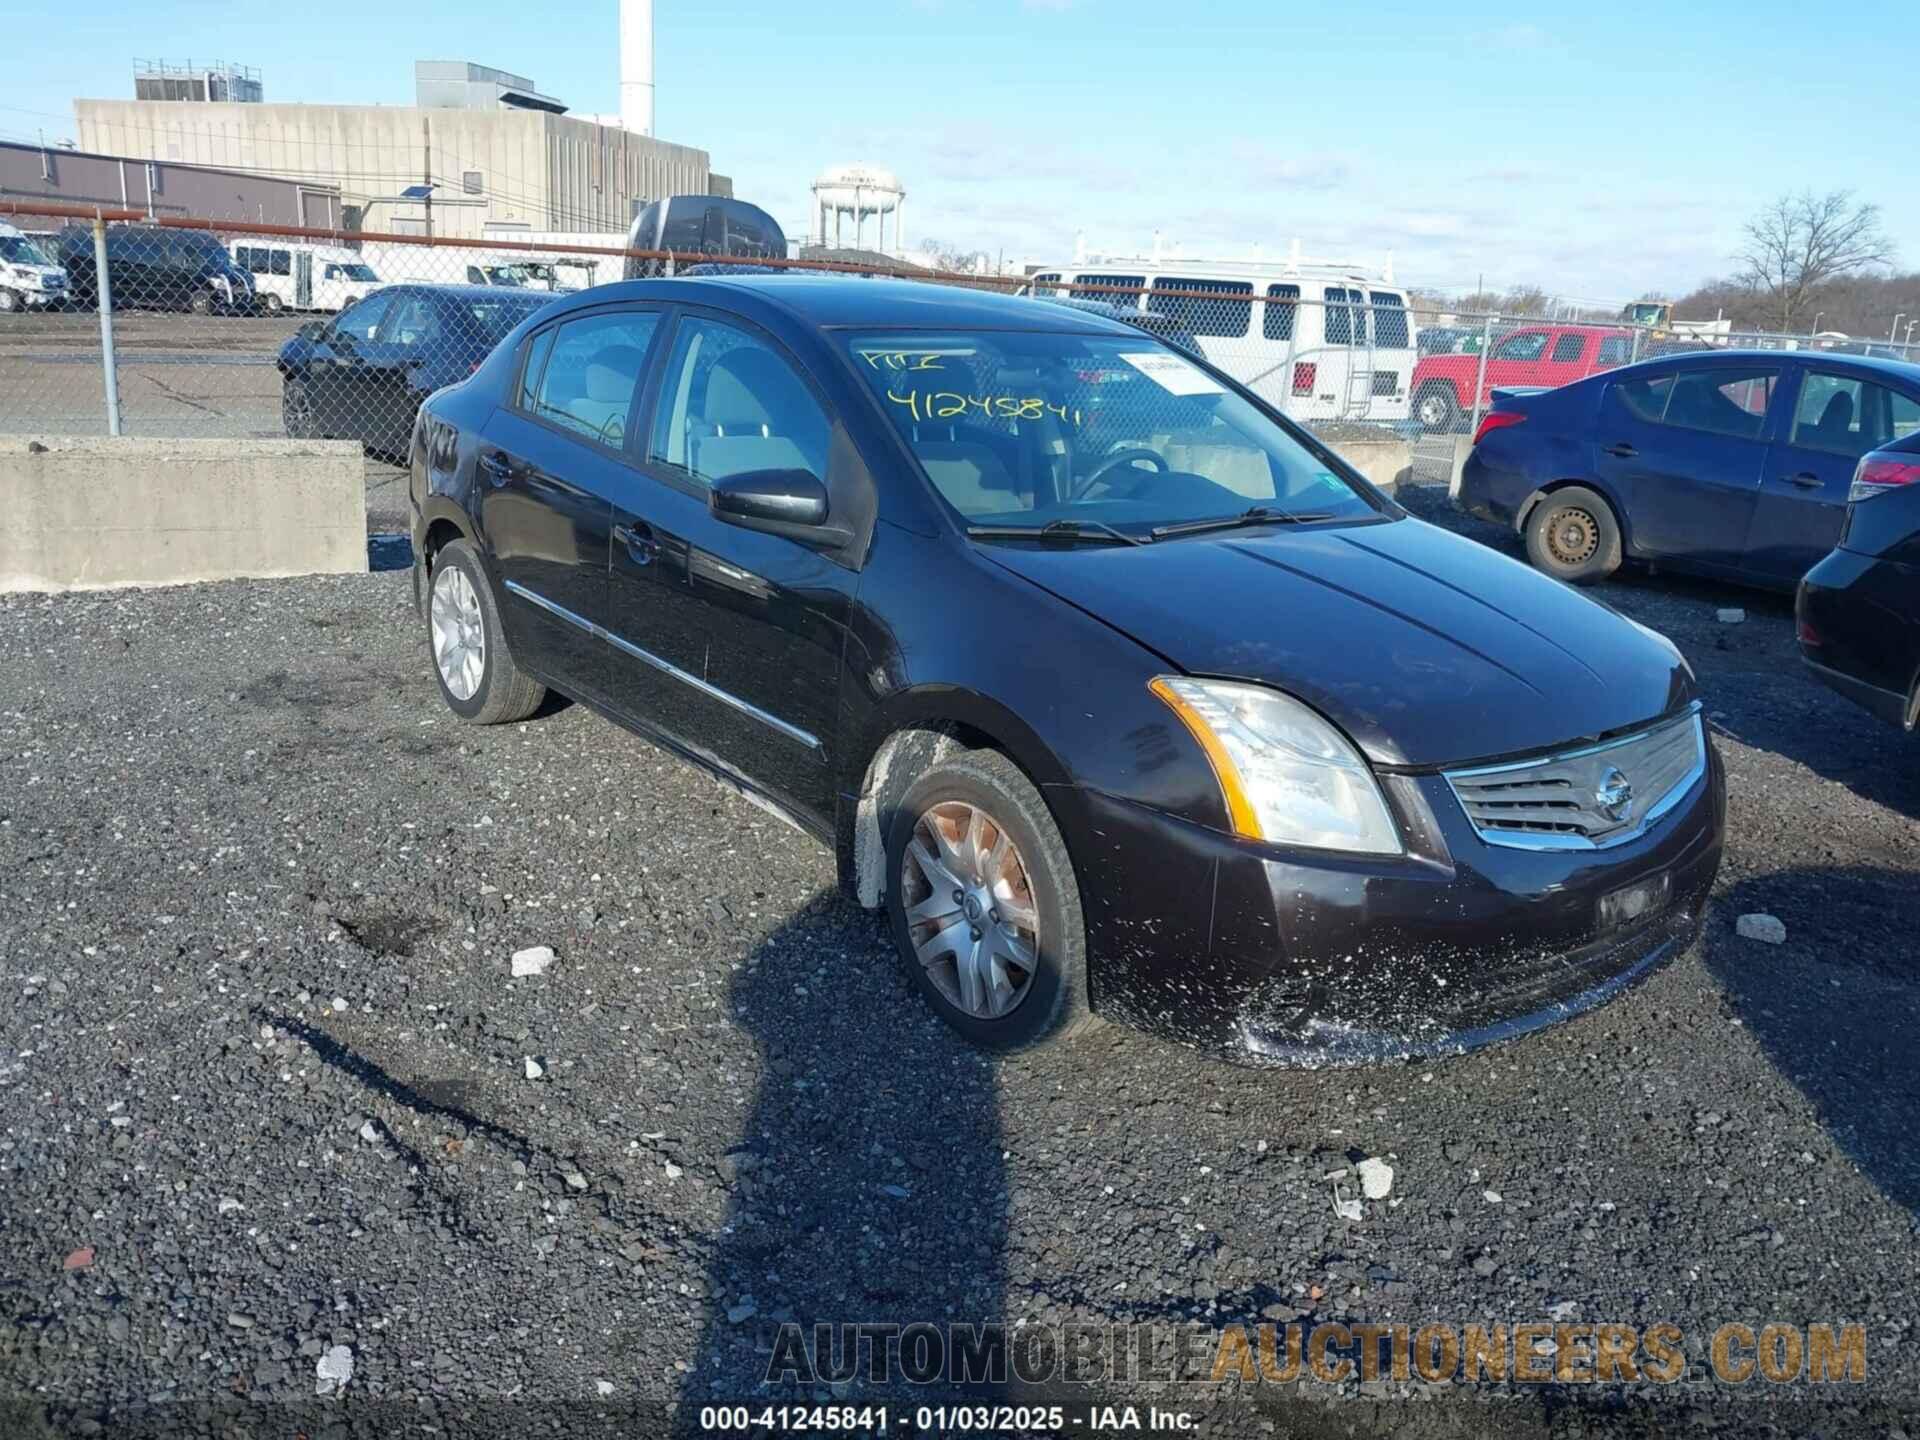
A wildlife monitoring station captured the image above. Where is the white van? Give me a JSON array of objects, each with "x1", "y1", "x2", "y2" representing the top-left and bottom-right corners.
[
  {"x1": 1026, "y1": 251, "x2": 1418, "y2": 425},
  {"x1": 0, "y1": 221, "x2": 70, "y2": 312},
  {"x1": 230, "y1": 242, "x2": 381, "y2": 314}
]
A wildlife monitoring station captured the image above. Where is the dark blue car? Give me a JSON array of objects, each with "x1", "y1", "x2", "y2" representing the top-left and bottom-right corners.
[
  {"x1": 278, "y1": 283, "x2": 560, "y2": 457},
  {"x1": 1456, "y1": 350, "x2": 1920, "y2": 589}
]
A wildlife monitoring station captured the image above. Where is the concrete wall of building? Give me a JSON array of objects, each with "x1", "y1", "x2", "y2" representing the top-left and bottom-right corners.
[
  {"x1": 74, "y1": 100, "x2": 710, "y2": 239},
  {"x1": 0, "y1": 139, "x2": 339, "y2": 227},
  {"x1": 0, "y1": 437, "x2": 366, "y2": 592}
]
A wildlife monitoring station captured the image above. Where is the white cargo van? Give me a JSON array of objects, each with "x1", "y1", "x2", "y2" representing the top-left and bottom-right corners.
[
  {"x1": 1026, "y1": 250, "x2": 1418, "y2": 424},
  {"x1": 230, "y1": 241, "x2": 382, "y2": 314},
  {"x1": 0, "y1": 221, "x2": 70, "y2": 312}
]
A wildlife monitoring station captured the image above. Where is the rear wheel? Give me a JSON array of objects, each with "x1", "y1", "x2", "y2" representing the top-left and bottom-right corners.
[
  {"x1": 1525, "y1": 485, "x2": 1623, "y2": 584},
  {"x1": 885, "y1": 748, "x2": 1096, "y2": 1052},
  {"x1": 261, "y1": 292, "x2": 284, "y2": 315},
  {"x1": 1415, "y1": 383, "x2": 1460, "y2": 432},
  {"x1": 282, "y1": 377, "x2": 319, "y2": 439},
  {"x1": 188, "y1": 289, "x2": 213, "y2": 316},
  {"x1": 427, "y1": 539, "x2": 546, "y2": 724},
  {"x1": 0, "y1": 289, "x2": 18, "y2": 314}
]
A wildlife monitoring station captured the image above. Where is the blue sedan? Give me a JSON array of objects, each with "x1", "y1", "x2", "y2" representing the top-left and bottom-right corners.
[{"x1": 1456, "y1": 350, "x2": 1920, "y2": 589}]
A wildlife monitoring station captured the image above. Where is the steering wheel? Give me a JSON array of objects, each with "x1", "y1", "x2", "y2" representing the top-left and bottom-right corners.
[{"x1": 1069, "y1": 447, "x2": 1167, "y2": 502}]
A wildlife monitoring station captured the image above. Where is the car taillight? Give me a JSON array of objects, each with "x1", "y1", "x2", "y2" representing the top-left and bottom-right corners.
[
  {"x1": 1291, "y1": 362, "x2": 1316, "y2": 396},
  {"x1": 1796, "y1": 617, "x2": 1822, "y2": 647},
  {"x1": 1848, "y1": 451, "x2": 1920, "y2": 503},
  {"x1": 1472, "y1": 410, "x2": 1527, "y2": 446}
]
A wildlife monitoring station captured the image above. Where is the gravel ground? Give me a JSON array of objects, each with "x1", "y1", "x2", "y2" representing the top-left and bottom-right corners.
[{"x1": 3, "y1": 485, "x2": 1919, "y2": 1438}]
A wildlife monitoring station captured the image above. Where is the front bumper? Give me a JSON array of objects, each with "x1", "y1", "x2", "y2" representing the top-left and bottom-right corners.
[{"x1": 1060, "y1": 731, "x2": 1725, "y2": 1066}]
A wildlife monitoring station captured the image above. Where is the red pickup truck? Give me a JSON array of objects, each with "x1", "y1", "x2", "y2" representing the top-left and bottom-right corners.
[{"x1": 1412, "y1": 324, "x2": 1637, "y2": 431}]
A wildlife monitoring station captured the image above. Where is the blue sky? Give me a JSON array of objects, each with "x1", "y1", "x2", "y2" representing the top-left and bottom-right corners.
[{"x1": 2, "y1": 0, "x2": 1910, "y2": 301}]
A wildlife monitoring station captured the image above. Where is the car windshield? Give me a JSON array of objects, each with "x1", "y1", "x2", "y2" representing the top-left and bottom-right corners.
[
  {"x1": 0, "y1": 235, "x2": 53, "y2": 266},
  {"x1": 337, "y1": 263, "x2": 378, "y2": 282},
  {"x1": 844, "y1": 330, "x2": 1380, "y2": 532}
]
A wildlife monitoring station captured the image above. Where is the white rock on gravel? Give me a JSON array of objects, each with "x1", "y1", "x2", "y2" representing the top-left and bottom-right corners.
[
  {"x1": 1716, "y1": 608, "x2": 1746, "y2": 624},
  {"x1": 1356, "y1": 1157, "x2": 1394, "y2": 1200},
  {"x1": 315, "y1": 1344, "x2": 354, "y2": 1395},
  {"x1": 1332, "y1": 1191, "x2": 1365, "y2": 1223},
  {"x1": 511, "y1": 945, "x2": 556, "y2": 978},
  {"x1": 523, "y1": 1056, "x2": 545, "y2": 1080},
  {"x1": 1736, "y1": 913, "x2": 1787, "y2": 945},
  {"x1": 595, "y1": 1379, "x2": 614, "y2": 1397},
  {"x1": 330, "y1": 997, "x2": 348, "y2": 1012}
]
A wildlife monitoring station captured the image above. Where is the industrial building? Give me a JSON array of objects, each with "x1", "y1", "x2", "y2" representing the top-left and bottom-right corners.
[
  {"x1": 73, "y1": 4, "x2": 726, "y2": 241},
  {"x1": 0, "y1": 138, "x2": 342, "y2": 227}
]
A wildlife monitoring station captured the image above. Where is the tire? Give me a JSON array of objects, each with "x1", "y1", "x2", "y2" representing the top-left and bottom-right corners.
[
  {"x1": 1525, "y1": 485, "x2": 1623, "y2": 584},
  {"x1": 1415, "y1": 382, "x2": 1460, "y2": 433},
  {"x1": 188, "y1": 289, "x2": 213, "y2": 316},
  {"x1": 281, "y1": 377, "x2": 319, "y2": 439},
  {"x1": 0, "y1": 290, "x2": 18, "y2": 314},
  {"x1": 262, "y1": 293, "x2": 284, "y2": 315},
  {"x1": 885, "y1": 747, "x2": 1098, "y2": 1052},
  {"x1": 425, "y1": 539, "x2": 546, "y2": 725}
]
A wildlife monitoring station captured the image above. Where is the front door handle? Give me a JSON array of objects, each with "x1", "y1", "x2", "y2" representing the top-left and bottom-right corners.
[
  {"x1": 1603, "y1": 442, "x2": 1638, "y2": 459},
  {"x1": 478, "y1": 451, "x2": 516, "y2": 487},
  {"x1": 614, "y1": 521, "x2": 659, "y2": 565},
  {"x1": 1787, "y1": 471, "x2": 1823, "y2": 489}
]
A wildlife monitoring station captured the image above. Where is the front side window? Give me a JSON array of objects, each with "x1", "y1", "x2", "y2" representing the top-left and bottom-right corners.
[
  {"x1": 1369, "y1": 291, "x2": 1409, "y2": 348},
  {"x1": 844, "y1": 330, "x2": 1379, "y2": 531},
  {"x1": 1550, "y1": 333, "x2": 1586, "y2": 363},
  {"x1": 524, "y1": 310, "x2": 661, "y2": 448},
  {"x1": 332, "y1": 291, "x2": 394, "y2": 344},
  {"x1": 1149, "y1": 277, "x2": 1252, "y2": 338},
  {"x1": 1663, "y1": 367, "x2": 1779, "y2": 439},
  {"x1": 338, "y1": 262, "x2": 378, "y2": 282},
  {"x1": 650, "y1": 317, "x2": 831, "y2": 486},
  {"x1": 1492, "y1": 331, "x2": 1549, "y2": 362},
  {"x1": 1791, "y1": 372, "x2": 1917, "y2": 457},
  {"x1": 1264, "y1": 284, "x2": 1300, "y2": 342}
]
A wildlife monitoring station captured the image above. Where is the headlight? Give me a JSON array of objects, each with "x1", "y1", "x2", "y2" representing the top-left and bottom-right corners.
[{"x1": 1150, "y1": 677, "x2": 1402, "y2": 854}]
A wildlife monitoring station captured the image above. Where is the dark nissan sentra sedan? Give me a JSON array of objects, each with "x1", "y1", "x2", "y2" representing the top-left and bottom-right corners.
[{"x1": 406, "y1": 275, "x2": 1724, "y2": 1064}]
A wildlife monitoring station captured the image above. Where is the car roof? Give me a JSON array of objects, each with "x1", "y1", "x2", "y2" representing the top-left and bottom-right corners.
[
  {"x1": 551, "y1": 273, "x2": 1143, "y2": 336},
  {"x1": 1637, "y1": 347, "x2": 1920, "y2": 382}
]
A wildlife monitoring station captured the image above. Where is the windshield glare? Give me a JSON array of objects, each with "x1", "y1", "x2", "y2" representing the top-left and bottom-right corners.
[
  {"x1": 846, "y1": 331, "x2": 1378, "y2": 532},
  {"x1": 0, "y1": 236, "x2": 53, "y2": 266}
]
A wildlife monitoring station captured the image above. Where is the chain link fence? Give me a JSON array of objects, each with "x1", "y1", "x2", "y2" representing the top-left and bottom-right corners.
[{"x1": 6, "y1": 200, "x2": 1918, "y2": 508}]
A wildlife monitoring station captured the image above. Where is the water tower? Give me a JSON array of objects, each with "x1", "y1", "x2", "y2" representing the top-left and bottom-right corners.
[{"x1": 811, "y1": 164, "x2": 906, "y2": 252}]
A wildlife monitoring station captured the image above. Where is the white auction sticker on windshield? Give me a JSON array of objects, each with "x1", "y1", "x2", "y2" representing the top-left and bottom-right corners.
[{"x1": 1118, "y1": 351, "x2": 1224, "y2": 396}]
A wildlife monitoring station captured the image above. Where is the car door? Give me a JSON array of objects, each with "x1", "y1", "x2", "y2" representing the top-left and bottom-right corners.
[
  {"x1": 477, "y1": 306, "x2": 666, "y2": 700},
  {"x1": 600, "y1": 308, "x2": 858, "y2": 820},
  {"x1": 1745, "y1": 367, "x2": 1919, "y2": 583},
  {"x1": 1545, "y1": 330, "x2": 1591, "y2": 387},
  {"x1": 357, "y1": 291, "x2": 442, "y2": 452},
  {"x1": 1590, "y1": 362, "x2": 1782, "y2": 570},
  {"x1": 304, "y1": 290, "x2": 394, "y2": 436}
]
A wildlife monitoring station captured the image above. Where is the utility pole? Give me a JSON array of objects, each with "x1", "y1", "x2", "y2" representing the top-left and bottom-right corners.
[{"x1": 422, "y1": 115, "x2": 434, "y2": 239}]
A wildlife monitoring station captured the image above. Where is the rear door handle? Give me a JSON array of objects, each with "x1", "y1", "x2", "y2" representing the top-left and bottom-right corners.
[
  {"x1": 478, "y1": 451, "x2": 517, "y2": 486},
  {"x1": 1603, "y1": 442, "x2": 1637, "y2": 459},
  {"x1": 614, "y1": 521, "x2": 659, "y2": 565},
  {"x1": 1787, "y1": 471, "x2": 1824, "y2": 489}
]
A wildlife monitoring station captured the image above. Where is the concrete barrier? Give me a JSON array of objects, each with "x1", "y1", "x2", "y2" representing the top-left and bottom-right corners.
[
  {"x1": 0, "y1": 437, "x2": 366, "y2": 593},
  {"x1": 1326, "y1": 435, "x2": 1412, "y2": 496}
]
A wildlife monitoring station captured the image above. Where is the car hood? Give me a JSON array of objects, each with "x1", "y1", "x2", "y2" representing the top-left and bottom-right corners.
[{"x1": 980, "y1": 516, "x2": 1695, "y2": 768}]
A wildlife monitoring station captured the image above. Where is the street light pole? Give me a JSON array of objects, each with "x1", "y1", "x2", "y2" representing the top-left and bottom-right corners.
[
  {"x1": 1892, "y1": 313, "x2": 1907, "y2": 342},
  {"x1": 1813, "y1": 312, "x2": 1823, "y2": 334}
]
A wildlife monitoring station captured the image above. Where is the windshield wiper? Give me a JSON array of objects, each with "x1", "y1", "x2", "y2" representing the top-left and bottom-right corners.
[
  {"x1": 966, "y1": 518, "x2": 1150, "y2": 547},
  {"x1": 1150, "y1": 506, "x2": 1335, "y2": 540}
]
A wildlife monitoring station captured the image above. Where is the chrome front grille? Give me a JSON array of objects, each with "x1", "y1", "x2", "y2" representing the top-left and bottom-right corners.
[{"x1": 1444, "y1": 705, "x2": 1706, "y2": 851}]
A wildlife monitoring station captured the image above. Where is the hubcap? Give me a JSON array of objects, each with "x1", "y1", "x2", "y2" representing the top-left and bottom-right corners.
[
  {"x1": 901, "y1": 800, "x2": 1039, "y2": 1020},
  {"x1": 430, "y1": 565, "x2": 486, "y2": 701},
  {"x1": 1546, "y1": 507, "x2": 1600, "y2": 565},
  {"x1": 284, "y1": 384, "x2": 311, "y2": 427}
]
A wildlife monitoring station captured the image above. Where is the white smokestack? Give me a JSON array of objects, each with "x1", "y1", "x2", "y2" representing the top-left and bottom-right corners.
[{"x1": 620, "y1": 0, "x2": 654, "y2": 136}]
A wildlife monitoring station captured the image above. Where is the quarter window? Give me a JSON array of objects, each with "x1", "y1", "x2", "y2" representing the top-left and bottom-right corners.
[
  {"x1": 522, "y1": 310, "x2": 661, "y2": 448},
  {"x1": 1149, "y1": 276, "x2": 1253, "y2": 338},
  {"x1": 1549, "y1": 333, "x2": 1586, "y2": 363},
  {"x1": 1597, "y1": 335, "x2": 1635, "y2": 366},
  {"x1": 1264, "y1": 284, "x2": 1300, "y2": 342},
  {"x1": 650, "y1": 317, "x2": 831, "y2": 487}
]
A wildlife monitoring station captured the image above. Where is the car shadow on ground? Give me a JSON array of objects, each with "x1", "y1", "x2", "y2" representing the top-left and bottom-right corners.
[
  {"x1": 671, "y1": 892, "x2": 1009, "y2": 1432},
  {"x1": 1702, "y1": 868, "x2": 1920, "y2": 1218}
]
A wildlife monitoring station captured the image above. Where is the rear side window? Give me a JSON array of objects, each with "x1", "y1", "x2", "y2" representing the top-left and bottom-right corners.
[
  {"x1": 1611, "y1": 375, "x2": 1673, "y2": 422},
  {"x1": 524, "y1": 310, "x2": 662, "y2": 448},
  {"x1": 1550, "y1": 333, "x2": 1586, "y2": 363},
  {"x1": 1492, "y1": 331, "x2": 1549, "y2": 361},
  {"x1": 1149, "y1": 276, "x2": 1252, "y2": 337},
  {"x1": 1324, "y1": 287, "x2": 1364, "y2": 345},
  {"x1": 1597, "y1": 335, "x2": 1634, "y2": 366},
  {"x1": 1264, "y1": 284, "x2": 1300, "y2": 342},
  {"x1": 1662, "y1": 367, "x2": 1779, "y2": 439},
  {"x1": 1072, "y1": 273, "x2": 1143, "y2": 306},
  {"x1": 1369, "y1": 291, "x2": 1409, "y2": 348}
]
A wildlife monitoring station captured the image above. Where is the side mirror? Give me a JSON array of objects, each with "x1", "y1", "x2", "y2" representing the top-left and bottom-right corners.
[{"x1": 709, "y1": 468, "x2": 850, "y2": 547}]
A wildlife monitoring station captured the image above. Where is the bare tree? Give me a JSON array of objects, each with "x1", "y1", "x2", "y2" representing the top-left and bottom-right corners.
[{"x1": 1736, "y1": 190, "x2": 1894, "y2": 332}]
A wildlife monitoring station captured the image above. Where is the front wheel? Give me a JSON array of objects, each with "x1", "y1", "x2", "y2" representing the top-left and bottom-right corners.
[
  {"x1": 1525, "y1": 485, "x2": 1623, "y2": 584},
  {"x1": 426, "y1": 539, "x2": 547, "y2": 724},
  {"x1": 1415, "y1": 383, "x2": 1460, "y2": 433},
  {"x1": 885, "y1": 748, "x2": 1097, "y2": 1052},
  {"x1": 261, "y1": 293, "x2": 284, "y2": 315},
  {"x1": 281, "y1": 377, "x2": 319, "y2": 439},
  {"x1": 0, "y1": 289, "x2": 18, "y2": 314},
  {"x1": 188, "y1": 289, "x2": 213, "y2": 316}
]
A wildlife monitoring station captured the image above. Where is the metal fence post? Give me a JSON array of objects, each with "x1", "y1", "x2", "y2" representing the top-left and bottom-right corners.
[
  {"x1": 1467, "y1": 313, "x2": 1494, "y2": 438},
  {"x1": 1630, "y1": 327, "x2": 1644, "y2": 365},
  {"x1": 91, "y1": 215, "x2": 122, "y2": 437}
]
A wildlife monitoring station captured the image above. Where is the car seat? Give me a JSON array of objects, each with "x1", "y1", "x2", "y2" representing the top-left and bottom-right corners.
[
  {"x1": 1810, "y1": 391, "x2": 1854, "y2": 449},
  {"x1": 690, "y1": 345, "x2": 824, "y2": 480}
]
